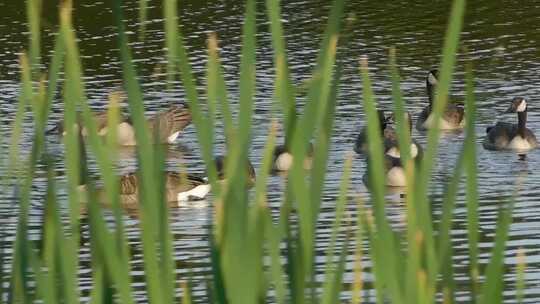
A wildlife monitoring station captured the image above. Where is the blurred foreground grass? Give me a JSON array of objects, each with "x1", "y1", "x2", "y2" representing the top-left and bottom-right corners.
[{"x1": 0, "y1": 0, "x2": 521, "y2": 303}]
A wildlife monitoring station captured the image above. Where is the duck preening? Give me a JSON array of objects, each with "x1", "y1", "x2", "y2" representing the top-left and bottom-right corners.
[
  {"x1": 416, "y1": 69, "x2": 465, "y2": 131},
  {"x1": 483, "y1": 97, "x2": 538, "y2": 151},
  {"x1": 48, "y1": 104, "x2": 192, "y2": 145}
]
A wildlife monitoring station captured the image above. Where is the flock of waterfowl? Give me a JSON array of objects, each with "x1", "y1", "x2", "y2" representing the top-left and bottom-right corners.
[
  {"x1": 48, "y1": 69, "x2": 537, "y2": 210},
  {"x1": 355, "y1": 70, "x2": 538, "y2": 188}
]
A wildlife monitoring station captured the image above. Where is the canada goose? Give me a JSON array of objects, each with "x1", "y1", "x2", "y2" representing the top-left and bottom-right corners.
[
  {"x1": 416, "y1": 69, "x2": 465, "y2": 131},
  {"x1": 79, "y1": 155, "x2": 256, "y2": 209},
  {"x1": 272, "y1": 142, "x2": 314, "y2": 173},
  {"x1": 483, "y1": 97, "x2": 538, "y2": 151},
  {"x1": 363, "y1": 141, "x2": 423, "y2": 188},
  {"x1": 382, "y1": 111, "x2": 419, "y2": 158},
  {"x1": 48, "y1": 104, "x2": 192, "y2": 145},
  {"x1": 354, "y1": 109, "x2": 392, "y2": 155}
]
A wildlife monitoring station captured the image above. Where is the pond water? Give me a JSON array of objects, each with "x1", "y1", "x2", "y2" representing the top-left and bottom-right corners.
[{"x1": 1, "y1": 0, "x2": 539, "y2": 302}]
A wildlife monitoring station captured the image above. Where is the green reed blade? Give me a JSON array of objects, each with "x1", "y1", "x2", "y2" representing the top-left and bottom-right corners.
[
  {"x1": 84, "y1": 179, "x2": 136, "y2": 304},
  {"x1": 265, "y1": 213, "x2": 287, "y2": 304},
  {"x1": 181, "y1": 281, "x2": 193, "y2": 304},
  {"x1": 388, "y1": 48, "x2": 412, "y2": 172},
  {"x1": 515, "y1": 249, "x2": 526, "y2": 304},
  {"x1": 435, "y1": 152, "x2": 464, "y2": 302},
  {"x1": 265, "y1": 0, "x2": 296, "y2": 146},
  {"x1": 479, "y1": 207, "x2": 512, "y2": 304},
  {"x1": 207, "y1": 33, "x2": 234, "y2": 150},
  {"x1": 416, "y1": 0, "x2": 467, "y2": 295},
  {"x1": 209, "y1": 228, "x2": 228, "y2": 304},
  {"x1": 138, "y1": 0, "x2": 148, "y2": 41},
  {"x1": 60, "y1": 7, "x2": 135, "y2": 299},
  {"x1": 321, "y1": 155, "x2": 352, "y2": 304},
  {"x1": 388, "y1": 49, "x2": 422, "y2": 303},
  {"x1": 26, "y1": 0, "x2": 41, "y2": 74},
  {"x1": 89, "y1": 263, "x2": 104, "y2": 304},
  {"x1": 164, "y1": 0, "x2": 219, "y2": 195},
  {"x1": 245, "y1": 121, "x2": 279, "y2": 302},
  {"x1": 286, "y1": 0, "x2": 344, "y2": 283},
  {"x1": 163, "y1": 0, "x2": 178, "y2": 88},
  {"x1": 217, "y1": 0, "x2": 257, "y2": 302},
  {"x1": 464, "y1": 60, "x2": 480, "y2": 296},
  {"x1": 113, "y1": 0, "x2": 174, "y2": 302},
  {"x1": 8, "y1": 53, "x2": 37, "y2": 303},
  {"x1": 360, "y1": 57, "x2": 406, "y2": 304}
]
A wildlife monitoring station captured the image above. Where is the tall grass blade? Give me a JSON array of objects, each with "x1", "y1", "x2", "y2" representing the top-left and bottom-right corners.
[
  {"x1": 321, "y1": 155, "x2": 352, "y2": 304},
  {"x1": 416, "y1": 0, "x2": 467, "y2": 297},
  {"x1": 464, "y1": 60, "x2": 480, "y2": 297},
  {"x1": 479, "y1": 208, "x2": 512, "y2": 304}
]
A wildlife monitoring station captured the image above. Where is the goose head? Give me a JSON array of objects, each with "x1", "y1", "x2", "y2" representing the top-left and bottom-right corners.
[
  {"x1": 385, "y1": 111, "x2": 412, "y2": 132},
  {"x1": 427, "y1": 69, "x2": 439, "y2": 86},
  {"x1": 505, "y1": 97, "x2": 527, "y2": 113},
  {"x1": 214, "y1": 155, "x2": 256, "y2": 187}
]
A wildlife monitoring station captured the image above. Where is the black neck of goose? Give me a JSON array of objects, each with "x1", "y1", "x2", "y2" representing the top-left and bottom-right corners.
[
  {"x1": 426, "y1": 80, "x2": 435, "y2": 107},
  {"x1": 79, "y1": 131, "x2": 89, "y2": 186},
  {"x1": 517, "y1": 110, "x2": 527, "y2": 137}
]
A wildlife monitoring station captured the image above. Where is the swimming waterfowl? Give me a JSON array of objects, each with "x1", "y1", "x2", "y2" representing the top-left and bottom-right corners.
[
  {"x1": 416, "y1": 69, "x2": 465, "y2": 131},
  {"x1": 272, "y1": 142, "x2": 314, "y2": 173},
  {"x1": 483, "y1": 97, "x2": 538, "y2": 151},
  {"x1": 363, "y1": 140, "x2": 423, "y2": 188},
  {"x1": 382, "y1": 111, "x2": 419, "y2": 158},
  {"x1": 354, "y1": 110, "x2": 393, "y2": 155},
  {"x1": 80, "y1": 155, "x2": 256, "y2": 208},
  {"x1": 49, "y1": 104, "x2": 192, "y2": 145}
]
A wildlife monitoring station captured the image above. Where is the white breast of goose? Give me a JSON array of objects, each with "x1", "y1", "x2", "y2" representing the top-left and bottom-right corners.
[
  {"x1": 385, "y1": 143, "x2": 419, "y2": 159},
  {"x1": 386, "y1": 167, "x2": 407, "y2": 187},
  {"x1": 116, "y1": 122, "x2": 137, "y2": 146},
  {"x1": 424, "y1": 114, "x2": 460, "y2": 130},
  {"x1": 508, "y1": 136, "x2": 534, "y2": 151},
  {"x1": 177, "y1": 184, "x2": 211, "y2": 204},
  {"x1": 275, "y1": 152, "x2": 293, "y2": 171}
]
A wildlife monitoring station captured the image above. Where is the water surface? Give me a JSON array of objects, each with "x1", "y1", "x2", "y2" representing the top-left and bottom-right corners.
[{"x1": 1, "y1": 0, "x2": 539, "y2": 302}]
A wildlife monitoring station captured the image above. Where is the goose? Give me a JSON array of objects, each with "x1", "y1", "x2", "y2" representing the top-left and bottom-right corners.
[
  {"x1": 272, "y1": 142, "x2": 314, "y2": 173},
  {"x1": 48, "y1": 104, "x2": 192, "y2": 145},
  {"x1": 79, "y1": 155, "x2": 256, "y2": 209},
  {"x1": 354, "y1": 110, "x2": 393, "y2": 155},
  {"x1": 363, "y1": 140, "x2": 423, "y2": 188},
  {"x1": 483, "y1": 97, "x2": 538, "y2": 151},
  {"x1": 383, "y1": 111, "x2": 420, "y2": 158},
  {"x1": 416, "y1": 69, "x2": 465, "y2": 131}
]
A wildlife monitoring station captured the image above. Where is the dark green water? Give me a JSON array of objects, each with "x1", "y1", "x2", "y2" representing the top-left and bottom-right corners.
[{"x1": 0, "y1": 0, "x2": 539, "y2": 302}]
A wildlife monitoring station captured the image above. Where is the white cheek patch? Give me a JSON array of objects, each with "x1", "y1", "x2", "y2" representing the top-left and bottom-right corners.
[
  {"x1": 410, "y1": 143, "x2": 419, "y2": 158},
  {"x1": 428, "y1": 73, "x2": 438, "y2": 85},
  {"x1": 275, "y1": 152, "x2": 293, "y2": 171},
  {"x1": 516, "y1": 100, "x2": 527, "y2": 112},
  {"x1": 386, "y1": 147, "x2": 401, "y2": 158}
]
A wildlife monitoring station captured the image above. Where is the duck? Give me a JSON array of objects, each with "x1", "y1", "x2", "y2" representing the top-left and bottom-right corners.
[
  {"x1": 48, "y1": 104, "x2": 192, "y2": 145},
  {"x1": 416, "y1": 69, "x2": 465, "y2": 131},
  {"x1": 483, "y1": 97, "x2": 538, "y2": 151},
  {"x1": 272, "y1": 142, "x2": 314, "y2": 173},
  {"x1": 363, "y1": 140, "x2": 423, "y2": 188},
  {"x1": 354, "y1": 109, "x2": 392, "y2": 155}
]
